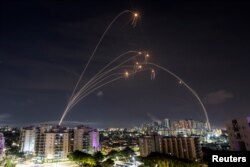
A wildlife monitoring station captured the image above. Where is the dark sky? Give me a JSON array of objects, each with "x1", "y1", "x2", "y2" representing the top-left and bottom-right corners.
[{"x1": 0, "y1": 0, "x2": 250, "y2": 128}]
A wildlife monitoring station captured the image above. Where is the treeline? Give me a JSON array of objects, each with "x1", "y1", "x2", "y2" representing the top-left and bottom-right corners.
[
  {"x1": 69, "y1": 148, "x2": 206, "y2": 167},
  {"x1": 69, "y1": 146, "x2": 135, "y2": 167},
  {"x1": 140, "y1": 152, "x2": 205, "y2": 167}
]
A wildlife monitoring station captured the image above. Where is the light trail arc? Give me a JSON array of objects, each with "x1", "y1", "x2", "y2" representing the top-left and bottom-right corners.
[
  {"x1": 148, "y1": 62, "x2": 211, "y2": 131},
  {"x1": 69, "y1": 10, "x2": 136, "y2": 103}
]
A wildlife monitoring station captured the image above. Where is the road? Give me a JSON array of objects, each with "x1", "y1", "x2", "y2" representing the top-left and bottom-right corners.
[{"x1": 16, "y1": 161, "x2": 78, "y2": 167}]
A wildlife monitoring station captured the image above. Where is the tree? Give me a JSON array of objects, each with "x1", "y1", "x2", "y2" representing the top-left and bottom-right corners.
[
  {"x1": 4, "y1": 159, "x2": 16, "y2": 167},
  {"x1": 107, "y1": 150, "x2": 122, "y2": 159},
  {"x1": 7, "y1": 146, "x2": 24, "y2": 158},
  {"x1": 80, "y1": 156, "x2": 96, "y2": 166},
  {"x1": 102, "y1": 158, "x2": 114, "y2": 167},
  {"x1": 121, "y1": 147, "x2": 135, "y2": 157},
  {"x1": 69, "y1": 150, "x2": 96, "y2": 166},
  {"x1": 141, "y1": 152, "x2": 200, "y2": 167},
  {"x1": 94, "y1": 151, "x2": 104, "y2": 162}
]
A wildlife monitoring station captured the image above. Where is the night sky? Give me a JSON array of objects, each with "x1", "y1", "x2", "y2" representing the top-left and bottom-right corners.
[{"x1": 1, "y1": 0, "x2": 250, "y2": 128}]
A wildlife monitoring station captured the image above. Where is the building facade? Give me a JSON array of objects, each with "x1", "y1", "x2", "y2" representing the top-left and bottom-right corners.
[
  {"x1": 139, "y1": 136, "x2": 154, "y2": 157},
  {"x1": 73, "y1": 126, "x2": 100, "y2": 154},
  {"x1": 162, "y1": 137, "x2": 202, "y2": 161},
  {"x1": 20, "y1": 125, "x2": 100, "y2": 162},
  {"x1": 20, "y1": 126, "x2": 36, "y2": 154},
  {"x1": 35, "y1": 126, "x2": 69, "y2": 161},
  {"x1": 226, "y1": 116, "x2": 250, "y2": 151},
  {"x1": 139, "y1": 135, "x2": 202, "y2": 161},
  {"x1": 163, "y1": 118, "x2": 170, "y2": 129},
  {"x1": 44, "y1": 132, "x2": 69, "y2": 160}
]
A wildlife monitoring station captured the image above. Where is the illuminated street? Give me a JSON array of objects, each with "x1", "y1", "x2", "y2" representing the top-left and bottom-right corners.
[{"x1": 16, "y1": 161, "x2": 78, "y2": 167}]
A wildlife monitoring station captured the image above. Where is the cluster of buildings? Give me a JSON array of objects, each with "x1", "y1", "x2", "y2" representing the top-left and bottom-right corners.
[
  {"x1": 137, "y1": 116, "x2": 250, "y2": 162},
  {"x1": 0, "y1": 116, "x2": 249, "y2": 164},
  {"x1": 20, "y1": 125, "x2": 100, "y2": 162},
  {"x1": 141, "y1": 118, "x2": 209, "y2": 136},
  {"x1": 139, "y1": 135, "x2": 202, "y2": 161},
  {"x1": 99, "y1": 128, "x2": 140, "y2": 153},
  {"x1": 138, "y1": 117, "x2": 248, "y2": 162}
]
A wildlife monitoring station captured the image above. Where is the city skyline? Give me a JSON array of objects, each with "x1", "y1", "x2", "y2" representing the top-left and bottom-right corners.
[{"x1": 1, "y1": 0, "x2": 250, "y2": 128}]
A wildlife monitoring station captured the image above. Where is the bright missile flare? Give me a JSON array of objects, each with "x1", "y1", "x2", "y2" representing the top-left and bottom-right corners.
[
  {"x1": 144, "y1": 53, "x2": 149, "y2": 64},
  {"x1": 125, "y1": 71, "x2": 129, "y2": 77},
  {"x1": 151, "y1": 69, "x2": 156, "y2": 80},
  {"x1": 132, "y1": 12, "x2": 139, "y2": 27}
]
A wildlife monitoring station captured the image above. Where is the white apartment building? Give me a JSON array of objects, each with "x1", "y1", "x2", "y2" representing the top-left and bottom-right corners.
[{"x1": 20, "y1": 126, "x2": 36, "y2": 154}]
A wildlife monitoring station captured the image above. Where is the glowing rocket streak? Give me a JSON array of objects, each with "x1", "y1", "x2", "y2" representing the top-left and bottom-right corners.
[
  {"x1": 132, "y1": 13, "x2": 139, "y2": 27},
  {"x1": 70, "y1": 53, "x2": 142, "y2": 106},
  {"x1": 63, "y1": 59, "x2": 139, "y2": 124},
  {"x1": 60, "y1": 53, "x2": 144, "y2": 125},
  {"x1": 66, "y1": 56, "x2": 143, "y2": 114},
  {"x1": 145, "y1": 53, "x2": 149, "y2": 64},
  {"x1": 71, "y1": 65, "x2": 135, "y2": 105},
  {"x1": 73, "y1": 51, "x2": 140, "y2": 98},
  {"x1": 66, "y1": 72, "x2": 125, "y2": 113},
  {"x1": 147, "y1": 62, "x2": 211, "y2": 131},
  {"x1": 68, "y1": 10, "x2": 138, "y2": 107},
  {"x1": 67, "y1": 76, "x2": 124, "y2": 114},
  {"x1": 151, "y1": 69, "x2": 156, "y2": 80},
  {"x1": 65, "y1": 68, "x2": 150, "y2": 115},
  {"x1": 59, "y1": 10, "x2": 139, "y2": 125},
  {"x1": 124, "y1": 71, "x2": 129, "y2": 79}
]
